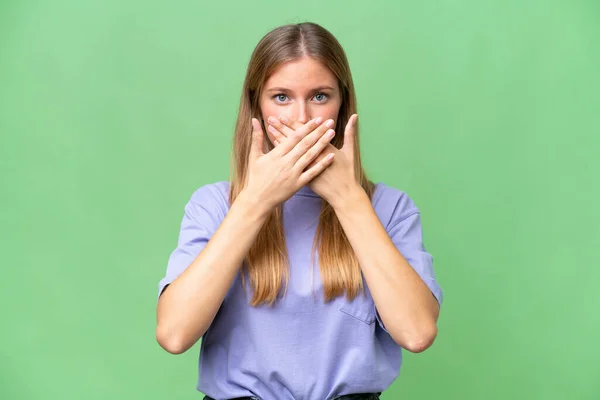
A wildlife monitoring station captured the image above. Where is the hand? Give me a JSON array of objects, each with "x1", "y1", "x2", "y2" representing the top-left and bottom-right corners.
[
  {"x1": 265, "y1": 114, "x2": 361, "y2": 206},
  {"x1": 243, "y1": 117, "x2": 337, "y2": 212}
]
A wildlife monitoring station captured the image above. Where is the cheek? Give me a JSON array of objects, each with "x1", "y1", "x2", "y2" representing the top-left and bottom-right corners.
[
  {"x1": 260, "y1": 101, "x2": 278, "y2": 121},
  {"x1": 315, "y1": 103, "x2": 340, "y2": 123}
]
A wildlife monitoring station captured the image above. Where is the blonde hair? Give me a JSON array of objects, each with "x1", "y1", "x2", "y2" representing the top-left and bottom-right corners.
[{"x1": 228, "y1": 22, "x2": 375, "y2": 306}]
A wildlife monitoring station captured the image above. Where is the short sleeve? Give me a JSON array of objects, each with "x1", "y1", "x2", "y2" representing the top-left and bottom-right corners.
[
  {"x1": 157, "y1": 182, "x2": 229, "y2": 298},
  {"x1": 387, "y1": 211, "x2": 443, "y2": 306},
  {"x1": 372, "y1": 184, "x2": 443, "y2": 331}
]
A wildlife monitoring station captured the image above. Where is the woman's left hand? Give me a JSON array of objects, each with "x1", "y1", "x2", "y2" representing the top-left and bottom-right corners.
[{"x1": 265, "y1": 114, "x2": 361, "y2": 207}]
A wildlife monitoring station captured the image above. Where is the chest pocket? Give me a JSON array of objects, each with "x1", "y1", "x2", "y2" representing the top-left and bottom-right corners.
[{"x1": 338, "y1": 292, "x2": 377, "y2": 325}]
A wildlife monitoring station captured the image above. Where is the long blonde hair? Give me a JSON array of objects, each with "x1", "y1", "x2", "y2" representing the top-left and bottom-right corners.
[{"x1": 229, "y1": 22, "x2": 375, "y2": 306}]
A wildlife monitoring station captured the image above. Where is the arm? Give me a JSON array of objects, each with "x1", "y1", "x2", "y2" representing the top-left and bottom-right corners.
[
  {"x1": 156, "y1": 190, "x2": 270, "y2": 354},
  {"x1": 331, "y1": 186, "x2": 440, "y2": 353}
]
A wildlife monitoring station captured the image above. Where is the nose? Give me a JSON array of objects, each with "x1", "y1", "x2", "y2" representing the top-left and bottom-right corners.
[{"x1": 293, "y1": 101, "x2": 309, "y2": 125}]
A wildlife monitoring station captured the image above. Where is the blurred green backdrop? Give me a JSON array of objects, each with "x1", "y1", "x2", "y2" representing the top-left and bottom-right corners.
[{"x1": 1, "y1": 0, "x2": 599, "y2": 399}]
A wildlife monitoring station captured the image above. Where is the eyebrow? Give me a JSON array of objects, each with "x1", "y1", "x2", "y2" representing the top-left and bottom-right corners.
[{"x1": 265, "y1": 85, "x2": 336, "y2": 92}]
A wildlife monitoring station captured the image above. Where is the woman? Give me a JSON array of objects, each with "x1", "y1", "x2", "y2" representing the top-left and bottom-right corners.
[{"x1": 156, "y1": 22, "x2": 443, "y2": 400}]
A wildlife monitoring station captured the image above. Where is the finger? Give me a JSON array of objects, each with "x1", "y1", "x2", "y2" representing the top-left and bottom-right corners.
[
  {"x1": 274, "y1": 115, "x2": 324, "y2": 138},
  {"x1": 270, "y1": 117, "x2": 324, "y2": 157},
  {"x1": 250, "y1": 118, "x2": 264, "y2": 160},
  {"x1": 266, "y1": 123, "x2": 286, "y2": 145},
  {"x1": 268, "y1": 116, "x2": 292, "y2": 139},
  {"x1": 293, "y1": 128, "x2": 336, "y2": 172},
  {"x1": 343, "y1": 114, "x2": 357, "y2": 153},
  {"x1": 279, "y1": 115, "x2": 304, "y2": 132},
  {"x1": 299, "y1": 152, "x2": 335, "y2": 185},
  {"x1": 286, "y1": 119, "x2": 335, "y2": 163}
]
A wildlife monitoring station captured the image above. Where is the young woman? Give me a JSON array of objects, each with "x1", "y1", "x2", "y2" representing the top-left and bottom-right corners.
[{"x1": 156, "y1": 22, "x2": 443, "y2": 400}]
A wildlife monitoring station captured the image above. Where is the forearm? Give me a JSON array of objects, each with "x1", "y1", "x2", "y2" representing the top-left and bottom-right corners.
[
  {"x1": 156, "y1": 190, "x2": 270, "y2": 354},
  {"x1": 331, "y1": 187, "x2": 439, "y2": 352}
]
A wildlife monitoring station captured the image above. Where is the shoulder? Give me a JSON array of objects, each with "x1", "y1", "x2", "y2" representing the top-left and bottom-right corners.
[
  {"x1": 187, "y1": 180, "x2": 231, "y2": 221},
  {"x1": 371, "y1": 182, "x2": 420, "y2": 229},
  {"x1": 189, "y1": 180, "x2": 230, "y2": 206}
]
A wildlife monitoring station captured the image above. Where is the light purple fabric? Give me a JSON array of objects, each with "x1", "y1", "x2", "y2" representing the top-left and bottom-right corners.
[{"x1": 158, "y1": 181, "x2": 443, "y2": 400}]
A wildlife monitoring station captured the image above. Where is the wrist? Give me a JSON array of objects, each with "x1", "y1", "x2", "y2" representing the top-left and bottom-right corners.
[
  {"x1": 330, "y1": 183, "x2": 368, "y2": 212},
  {"x1": 236, "y1": 189, "x2": 274, "y2": 221}
]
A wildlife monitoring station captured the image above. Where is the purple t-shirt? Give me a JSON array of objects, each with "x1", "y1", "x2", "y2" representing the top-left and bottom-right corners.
[{"x1": 158, "y1": 181, "x2": 443, "y2": 400}]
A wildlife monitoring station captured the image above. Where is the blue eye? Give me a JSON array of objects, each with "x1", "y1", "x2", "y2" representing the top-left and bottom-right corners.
[
  {"x1": 272, "y1": 92, "x2": 329, "y2": 104},
  {"x1": 273, "y1": 94, "x2": 288, "y2": 103},
  {"x1": 314, "y1": 93, "x2": 328, "y2": 102}
]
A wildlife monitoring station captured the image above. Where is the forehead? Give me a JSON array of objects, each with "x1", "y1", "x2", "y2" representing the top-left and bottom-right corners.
[{"x1": 264, "y1": 57, "x2": 337, "y2": 90}]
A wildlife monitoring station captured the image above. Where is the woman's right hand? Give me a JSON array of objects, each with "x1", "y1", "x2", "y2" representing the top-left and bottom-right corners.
[{"x1": 243, "y1": 116, "x2": 336, "y2": 211}]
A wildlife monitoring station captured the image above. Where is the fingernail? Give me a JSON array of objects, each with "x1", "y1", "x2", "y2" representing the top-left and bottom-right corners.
[
  {"x1": 268, "y1": 116, "x2": 278, "y2": 125},
  {"x1": 326, "y1": 129, "x2": 335, "y2": 138},
  {"x1": 279, "y1": 115, "x2": 288, "y2": 123},
  {"x1": 325, "y1": 119, "x2": 334, "y2": 128},
  {"x1": 314, "y1": 117, "x2": 323, "y2": 125}
]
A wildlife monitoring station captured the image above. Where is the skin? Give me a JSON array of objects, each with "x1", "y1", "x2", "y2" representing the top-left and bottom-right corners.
[
  {"x1": 260, "y1": 56, "x2": 342, "y2": 138},
  {"x1": 259, "y1": 56, "x2": 357, "y2": 204}
]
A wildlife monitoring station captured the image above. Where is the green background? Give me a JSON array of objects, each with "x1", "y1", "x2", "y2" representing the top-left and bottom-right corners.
[{"x1": 1, "y1": 0, "x2": 598, "y2": 399}]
